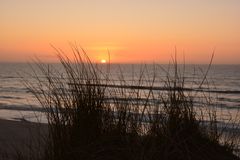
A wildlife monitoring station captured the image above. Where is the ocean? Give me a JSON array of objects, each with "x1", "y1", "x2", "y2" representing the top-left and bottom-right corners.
[{"x1": 0, "y1": 63, "x2": 239, "y2": 123}]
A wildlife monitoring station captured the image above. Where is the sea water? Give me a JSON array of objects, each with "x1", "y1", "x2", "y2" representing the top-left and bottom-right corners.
[{"x1": 0, "y1": 63, "x2": 239, "y2": 123}]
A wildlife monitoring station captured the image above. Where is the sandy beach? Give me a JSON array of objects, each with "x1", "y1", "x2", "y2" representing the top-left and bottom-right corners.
[{"x1": 0, "y1": 119, "x2": 47, "y2": 160}]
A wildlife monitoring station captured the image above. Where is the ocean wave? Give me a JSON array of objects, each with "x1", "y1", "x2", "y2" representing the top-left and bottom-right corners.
[
  {"x1": 0, "y1": 104, "x2": 44, "y2": 112},
  {"x1": 72, "y1": 83, "x2": 240, "y2": 94},
  {"x1": 0, "y1": 76, "x2": 20, "y2": 79},
  {"x1": 218, "y1": 97, "x2": 240, "y2": 103},
  {"x1": 0, "y1": 87, "x2": 29, "y2": 93},
  {"x1": 201, "y1": 90, "x2": 240, "y2": 94},
  {"x1": 0, "y1": 95, "x2": 23, "y2": 100}
]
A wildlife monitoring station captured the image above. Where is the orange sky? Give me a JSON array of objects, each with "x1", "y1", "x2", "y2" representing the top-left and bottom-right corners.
[{"x1": 1, "y1": 0, "x2": 240, "y2": 64}]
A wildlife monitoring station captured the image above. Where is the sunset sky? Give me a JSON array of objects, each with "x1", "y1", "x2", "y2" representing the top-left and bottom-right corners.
[{"x1": 1, "y1": 0, "x2": 240, "y2": 64}]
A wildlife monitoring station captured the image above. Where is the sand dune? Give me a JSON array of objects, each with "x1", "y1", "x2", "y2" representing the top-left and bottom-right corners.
[{"x1": 0, "y1": 119, "x2": 47, "y2": 160}]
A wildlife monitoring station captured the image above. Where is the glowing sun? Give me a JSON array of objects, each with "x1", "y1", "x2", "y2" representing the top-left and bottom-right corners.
[{"x1": 100, "y1": 59, "x2": 107, "y2": 63}]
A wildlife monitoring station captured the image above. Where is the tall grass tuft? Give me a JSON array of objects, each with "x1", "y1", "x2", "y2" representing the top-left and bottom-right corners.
[{"x1": 24, "y1": 46, "x2": 239, "y2": 160}]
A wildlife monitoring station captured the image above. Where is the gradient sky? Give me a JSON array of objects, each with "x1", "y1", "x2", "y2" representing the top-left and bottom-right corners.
[{"x1": 1, "y1": 0, "x2": 240, "y2": 63}]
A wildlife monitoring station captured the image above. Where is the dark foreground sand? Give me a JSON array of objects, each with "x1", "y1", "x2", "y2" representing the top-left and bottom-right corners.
[{"x1": 0, "y1": 119, "x2": 47, "y2": 160}]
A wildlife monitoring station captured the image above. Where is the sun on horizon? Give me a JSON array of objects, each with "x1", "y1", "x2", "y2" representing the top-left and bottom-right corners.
[{"x1": 100, "y1": 59, "x2": 107, "y2": 64}]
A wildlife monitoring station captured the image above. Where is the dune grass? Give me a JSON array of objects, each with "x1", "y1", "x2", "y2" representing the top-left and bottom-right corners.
[{"x1": 20, "y1": 46, "x2": 240, "y2": 160}]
